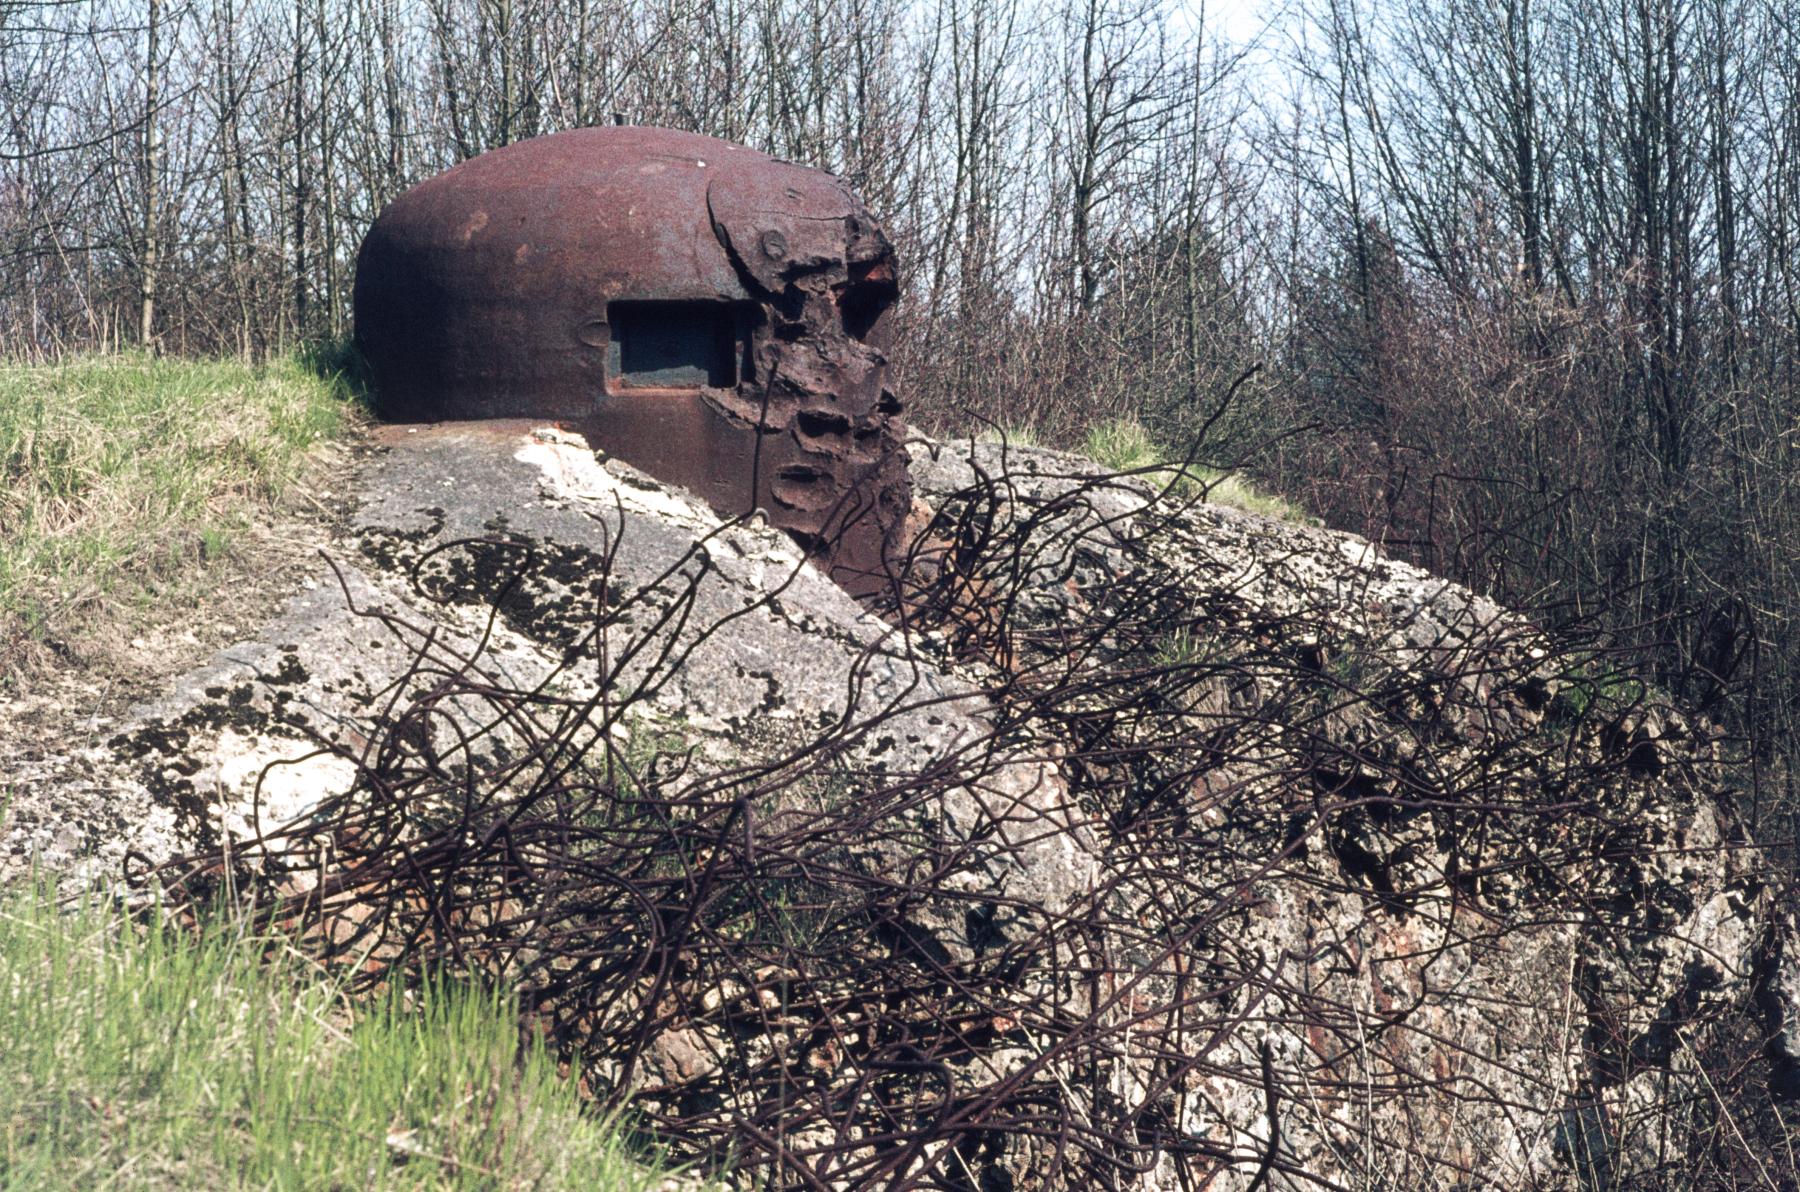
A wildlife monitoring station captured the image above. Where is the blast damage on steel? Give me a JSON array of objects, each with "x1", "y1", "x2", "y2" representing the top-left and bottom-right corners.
[{"x1": 352, "y1": 126, "x2": 911, "y2": 595}]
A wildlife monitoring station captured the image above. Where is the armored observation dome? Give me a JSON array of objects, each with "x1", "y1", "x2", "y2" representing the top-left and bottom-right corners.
[{"x1": 353, "y1": 126, "x2": 910, "y2": 595}]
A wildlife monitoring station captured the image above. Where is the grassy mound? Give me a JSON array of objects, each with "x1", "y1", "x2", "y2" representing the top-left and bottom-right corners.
[
  {"x1": 0, "y1": 884, "x2": 668, "y2": 1190},
  {"x1": 0, "y1": 353, "x2": 358, "y2": 675}
]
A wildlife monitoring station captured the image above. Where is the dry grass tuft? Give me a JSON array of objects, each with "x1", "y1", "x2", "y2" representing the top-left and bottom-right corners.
[{"x1": 1081, "y1": 417, "x2": 1312, "y2": 522}]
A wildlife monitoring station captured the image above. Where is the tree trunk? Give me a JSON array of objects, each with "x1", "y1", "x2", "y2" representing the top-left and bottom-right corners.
[{"x1": 139, "y1": 0, "x2": 162, "y2": 349}]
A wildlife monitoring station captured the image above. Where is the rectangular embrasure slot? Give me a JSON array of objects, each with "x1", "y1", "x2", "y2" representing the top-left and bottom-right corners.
[{"x1": 608, "y1": 300, "x2": 740, "y2": 389}]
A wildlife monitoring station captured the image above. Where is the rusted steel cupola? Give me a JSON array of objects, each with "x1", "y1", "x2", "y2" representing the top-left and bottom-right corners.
[{"x1": 352, "y1": 126, "x2": 911, "y2": 596}]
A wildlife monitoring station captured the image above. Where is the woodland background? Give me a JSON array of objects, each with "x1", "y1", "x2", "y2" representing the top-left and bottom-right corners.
[{"x1": 3, "y1": 0, "x2": 1799, "y2": 827}]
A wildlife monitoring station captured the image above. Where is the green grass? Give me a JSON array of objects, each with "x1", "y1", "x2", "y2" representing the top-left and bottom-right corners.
[
  {"x1": 0, "y1": 352, "x2": 359, "y2": 670},
  {"x1": 0, "y1": 884, "x2": 667, "y2": 1190},
  {"x1": 972, "y1": 424, "x2": 1045, "y2": 449},
  {"x1": 1546, "y1": 655, "x2": 1654, "y2": 729},
  {"x1": 1151, "y1": 625, "x2": 1220, "y2": 670},
  {"x1": 1081, "y1": 418, "x2": 1310, "y2": 522}
]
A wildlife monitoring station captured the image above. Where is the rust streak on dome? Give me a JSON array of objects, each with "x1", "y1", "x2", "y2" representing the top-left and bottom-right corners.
[{"x1": 352, "y1": 126, "x2": 910, "y2": 596}]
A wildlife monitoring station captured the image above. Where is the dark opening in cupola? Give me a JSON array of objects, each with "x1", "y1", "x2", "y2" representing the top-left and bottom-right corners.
[{"x1": 607, "y1": 301, "x2": 745, "y2": 391}]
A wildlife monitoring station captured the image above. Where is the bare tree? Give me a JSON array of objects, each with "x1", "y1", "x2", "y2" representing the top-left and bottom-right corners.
[{"x1": 137, "y1": 0, "x2": 161, "y2": 346}]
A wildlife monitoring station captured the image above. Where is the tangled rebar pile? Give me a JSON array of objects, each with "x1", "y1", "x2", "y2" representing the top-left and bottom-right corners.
[{"x1": 139, "y1": 438, "x2": 1779, "y2": 1189}]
